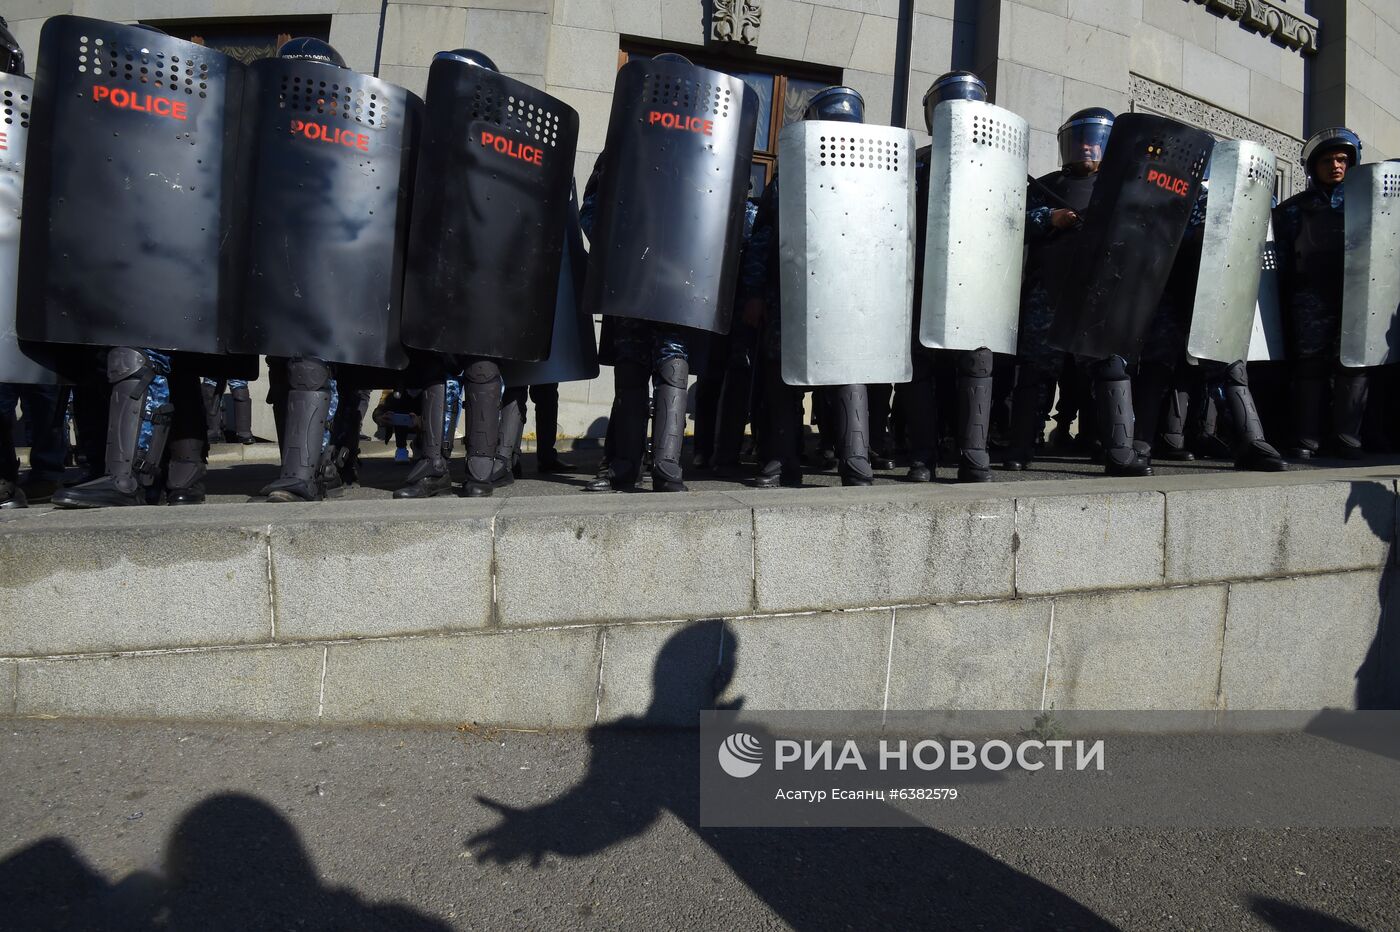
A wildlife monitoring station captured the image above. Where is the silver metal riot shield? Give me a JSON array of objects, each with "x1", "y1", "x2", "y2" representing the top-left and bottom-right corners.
[
  {"x1": 502, "y1": 201, "x2": 599, "y2": 388},
  {"x1": 1340, "y1": 161, "x2": 1400, "y2": 367},
  {"x1": 919, "y1": 99, "x2": 1028, "y2": 355},
  {"x1": 778, "y1": 120, "x2": 915, "y2": 386},
  {"x1": 1247, "y1": 219, "x2": 1286, "y2": 361},
  {"x1": 1186, "y1": 140, "x2": 1275, "y2": 364},
  {"x1": 0, "y1": 74, "x2": 60, "y2": 384}
]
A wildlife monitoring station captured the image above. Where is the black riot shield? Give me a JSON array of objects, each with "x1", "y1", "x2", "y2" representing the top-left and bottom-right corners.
[
  {"x1": 402, "y1": 61, "x2": 578, "y2": 361},
  {"x1": 582, "y1": 58, "x2": 759, "y2": 334},
  {"x1": 233, "y1": 58, "x2": 421, "y2": 370},
  {"x1": 1048, "y1": 113, "x2": 1214, "y2": 361},
  {"x1": 16, "y1": 16, "x2": 247, "y2": 355}
]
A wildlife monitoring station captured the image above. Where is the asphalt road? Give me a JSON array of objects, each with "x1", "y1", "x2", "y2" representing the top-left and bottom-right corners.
[{"x1": 1, "y1": 719, "x2": 1396, "y2": 931}]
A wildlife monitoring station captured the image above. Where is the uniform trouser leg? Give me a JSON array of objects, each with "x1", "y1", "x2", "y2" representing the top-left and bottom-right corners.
[
  {"x1": 1006, "y1": 367, "x2": 1047, "y2": 467},
  {"x1": 826, "y1": 384, "x2": 873, "y2": 485},
  {"x1": 652, "y1": 356, "x2": 689, "y2": 489},
  {"x1": 530, "y1": 383, "x2": 560, "y2": 460},
  {"x1": 1333, "y1": 367, "x2": 1369, "y2": 454},
  {"x1": 1091, "y1": 355, "x2": 1150, "y2": 475},
  {"x1": 51, "y1": 347, "x2": 154, "y2": 508},
  {"x1": 1290, "y1": 357, "x2": 1328, "y2": 454},
  {"x1": 497, "y1": 386, "x2": 528, "y2": 473},
  {"x1": 758, "y1": 364, "x2": 801, "y2": 482},
  {"x1": 1158, "y1": 377, "x2": 1191, "y2": 455},
  {"x1": 262, "y1": 356, "x2": 331, "y2": 501},
  {"x1": 955, "y1": 348, "x2": 993, "y2": 481},
  {"x1": 905, "y1": 351, "x2": 938, "y2": 477},
  {"x1": 267, "y1": 359, "x2": 290, "y2": 455},
  {"x1": 1132, "y1": 360, "x2": 1174, "y2": 454},
  {"x1": 462, "y1": 358, "x2": 502, "y2": 489},
  {"x1": 609, "y1": 362, "x2": 651, "y2": 486},
  {"x1": 714, "y1": 336, "x2": 753, "y2": 469},
  {"x1": 230, "y1": 382, "x2": 253, "y2": 442},
  {"x1": 0, "y1": 398, "x2": 18, "y2": 505},
  {"x1": 693, "y1": 371, "x2": 721, "y2": 465},
  {"x1": 1216, "y1": 360, "x2": 1283, "y2": 470},
  {"x1": 868, "y1": 384, "x2": 893, "y2": 456},
  {"x1": 165, "y1": 370, "x2": 209, "y2": 497},
  {"x1": 201, "y1": 379, "x2": 222, "y2": 441}
]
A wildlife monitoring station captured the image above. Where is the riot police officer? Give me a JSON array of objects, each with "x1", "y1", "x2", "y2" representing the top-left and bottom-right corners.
[
  {"x1": 907, "y1": 71, "x2": 1013, "y2": 482},
  {"x1": 1274, "y1": 127, "x2": 1366, "y2": 458},
  {"x1": 582, "y1": 52, "x2": 755, "y2": 493},
  {"x1": 744, "y1": 86, "x2": 876, "y2": 488}
]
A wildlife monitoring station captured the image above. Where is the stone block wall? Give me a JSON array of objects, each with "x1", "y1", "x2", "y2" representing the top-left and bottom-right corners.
[{"x1": 3, "y1": 469, "x2": 1394, "y2": 727}]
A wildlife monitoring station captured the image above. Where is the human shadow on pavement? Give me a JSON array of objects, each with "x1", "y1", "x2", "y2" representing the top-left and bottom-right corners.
[
  {"x1": 1248, "y1": 895, "x2": 1369, "y2": 932},
  {"x1": 469, "y1": 621, "x2": 1116, "y2": 931},
  {"x1": 0, "y1": 793, "x2": 450, "y2": 932}
]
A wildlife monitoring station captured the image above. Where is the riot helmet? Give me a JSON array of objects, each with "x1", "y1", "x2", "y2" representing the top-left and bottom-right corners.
[
  {"x1": 0, "y1": 17, "x2": 23, "y2": 76},
  {"x1": 1302, "y1": 126, "x2": 1361, "y2": 185},
  {"x1": 434, "y1": 48, "x2": 499, "y2": 71},
  {"x1": 278, "y1": 37, "x2": 347, "y2": 69},
  {"x1": 921, "y1": 71, "x2": 987, "y2": 133},
  {"x1": 650, "y1": 52, "x2": 693, "y2": 66},
  {"x1": 132, "y1": 24, "x2": 168, "y2": 35},
  {"x1": 1058, "y1": 107, "x2": 1114, "y2": 172},
  {"x1": 804, "y1": 85, "x2": 865, "y2": 124}
]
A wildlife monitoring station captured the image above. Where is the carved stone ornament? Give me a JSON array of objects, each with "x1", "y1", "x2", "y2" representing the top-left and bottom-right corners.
[
  {"x1": 1186, "y1": 0, "x2": 1319, "y2": 55},
  {"x1": 711, "y1": 0, "x2": 762, "y2": 46},
  {"x1": 1129, "y1": 74, "x2": 1306, "y2": 197}
]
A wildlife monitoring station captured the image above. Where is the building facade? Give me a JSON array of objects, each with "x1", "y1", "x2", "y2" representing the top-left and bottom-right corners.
[{"x1": 7, "y1": 0, "x2": 1398, "y2": 439}]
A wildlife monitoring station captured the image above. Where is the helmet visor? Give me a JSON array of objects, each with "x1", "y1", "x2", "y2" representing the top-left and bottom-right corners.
[{"x1": 1059, "y1": 117, "x2": 1113, "y2": 167}]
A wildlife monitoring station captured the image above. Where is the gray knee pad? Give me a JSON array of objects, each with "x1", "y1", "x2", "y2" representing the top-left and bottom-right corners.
[
  {"x1": 287, "y1": 357, "x2": 332, "y2": 392},
  {"x1": 957, "y1": 347, "x2": 993, "y2": 380},
  {"x1": 655, "y1": 356, "x2": 689, "y2": 390}
]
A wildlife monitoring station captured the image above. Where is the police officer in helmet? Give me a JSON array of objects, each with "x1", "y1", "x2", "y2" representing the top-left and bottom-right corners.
[
  {"x1": 1274, "y1": 126, "x2": 1367, "y2": 459},
  {"x1": 742, "y1": 85, "x2": 876, "y2": 488}
]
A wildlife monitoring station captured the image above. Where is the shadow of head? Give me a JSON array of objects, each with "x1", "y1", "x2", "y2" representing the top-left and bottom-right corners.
[
  {"x1": 1249, "y1": 895, "x2": 1369, "y2": 932},
  {"x1": 634, "y1": 619, "x2": 742, "y2": 726}
]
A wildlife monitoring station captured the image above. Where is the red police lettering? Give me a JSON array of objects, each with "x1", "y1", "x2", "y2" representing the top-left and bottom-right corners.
[
  {"x1": 289, "y1": 119, "x2": 370, "y2": 152},
  {"x1": 480, "y1": 130, "x2": 543, "y2": 166},
  {"x1": 90, "y1": 85, "x2": 188, "y2": 121},
  {"x1": 0, "y1": 131, "x2": 7, "y2": 151},
  {"x1": 647, "y1": 110, "x2": 714, "y2": 136},
  {"x1": 1145, "y1": 168, "x2": 1190, "y2": 197}
]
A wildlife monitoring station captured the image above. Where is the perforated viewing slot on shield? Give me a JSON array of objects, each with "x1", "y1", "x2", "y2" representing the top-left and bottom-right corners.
[
  {"x1": 279, "y1": 74, "x2": 388, "y2": 129},
  {"x1": 641, "y1": 72, "x2": 732, "y2": 117},
  {"x1": 77, "y1": 32, "x2": 211, "y2": 97},
  {"x1": 472, "y1": 87, "x2": 562, "y2": 147}
]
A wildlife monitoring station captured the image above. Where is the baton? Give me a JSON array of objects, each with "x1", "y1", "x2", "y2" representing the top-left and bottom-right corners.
[{"x1": 1026, "y1": 174, "x2": 1079, "y2": 213}]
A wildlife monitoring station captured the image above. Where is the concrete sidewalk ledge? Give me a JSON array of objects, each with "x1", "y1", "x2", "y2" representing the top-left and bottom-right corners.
[{"x1": 1, "y1": 467, "x2": 1396, "y2": 726}]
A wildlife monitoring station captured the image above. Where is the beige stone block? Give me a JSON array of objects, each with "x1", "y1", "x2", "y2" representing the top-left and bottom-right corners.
[
  {"x1": 545, "y1": 24, "x2": 620, "y2": 93},
  {"x1": 549, "y1": 84, "x2": 614, "y2": 151},
  {"x1": 554, "y1": 0, "x2": 617, "y2": 31},
  {"x1": 464, "y1": 9, "x2": 550, "y2": 75},
  {"x1": 849, "y1": 13, "x2": 900, "y2": 73},
  {"x1": 1005, "y1": 2, "x2": 1069, "y2": 75},
  {"x1": 1141, "y1": 0, "x2": 1215, "y2": 49},
  {"x1": 658, "y1": 0, "x2": 706, "y2": 44},
  {"x1": 1130, "y1": 21, "x2": 1184, "y2": 89},
  {"x1": 1067, "y1": 0, "x2": 1139, "y2": 36},
  {"x1": 843, "y1": 68, "x2": 895, "y2": 127},
  {"x1": 1062, "y1": 78, "x2": 1128, "y2": 123},
  {"x1": 757, "y1": 0, "x2": 816, "y2": 61},
  {"x1": 612, "y1": 0, "x2": 663, "y2": 35},
  {"x1": 804, "y1": 4, "x2": 863, "y2": 66},
  {"x1": 377, "y1": 63, "x2": 429, "y2": 99},
  {"x1": 1248, "y1": 73, "x2": 1303, "y2": 137},
  {"x1": 380, "y1": 3, "x2": 466, "y2": 68},
  {"x1": 1181, "y1": 44, "x2": 1250, "y2": 116},
  {"x1": 1060, "y1": 19, "x2": 1129, "y2": 95},
  {"x1": 909, "y1": 12, "x2": 956, "y2": 76},
  {"x1": 1213, "y1": 15, "x2": 1283, "y2": 81},
  {"x1": 329, "y1": 13, "x2": 381, "y2": 74},
  {"x1": 994, "y1": 61, "x2": 1064, "y2": 134}
]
